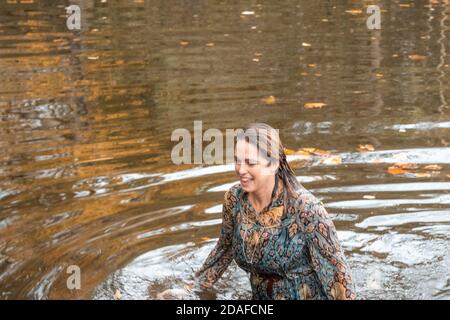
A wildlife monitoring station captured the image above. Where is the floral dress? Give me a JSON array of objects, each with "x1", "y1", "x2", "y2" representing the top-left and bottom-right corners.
[{"x1": 195, "y1": 177, "x2": 356, "y2": 300}]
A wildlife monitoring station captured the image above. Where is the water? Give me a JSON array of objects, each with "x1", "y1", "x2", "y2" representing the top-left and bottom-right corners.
[{"x1": 0, "y1": 0, "x2": 449, "y2": 300}]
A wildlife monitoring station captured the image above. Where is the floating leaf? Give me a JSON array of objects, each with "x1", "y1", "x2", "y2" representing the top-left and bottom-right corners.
[
  {"x1": 114, "y1": 289, "x2": 122, "y2": 300},
  {"x1": 322, "y1": 155, "x2": 342, "y2": 165},
  {"x1": 87, "y1": 56, "x2": 99, "y2": 60},
  {"x1": 345, "y1": 9, "x2": 363, "y2": 15},
  {"x1": 408, "y1": 54, "x2": 426, "y2": 61},
  {"x1": 387, "y1": 166, "x2": 408, "y2": 175},
  {"x1": 396, "y1": 163, "x2": 419, "y2": 170},
  {"x1": 388, "y1": 163, "x2": 419, "y2": 175},
  {"x1": 180, "y1": 41, "x2": 189, "y2": 46},
  {"x1": 285, "y1": 147, "x2": 331, "y2": 157},
  {"x1": 413, "y1": 172, "x2": 432, "y2": 178},
  {"x1": 307, "y1": 64, "x2": 316, "y2": 68},
  {"x1": 302, "y1": 42, "x2": 311, "y2": 47},
  {"x1": 302, "y1": 148, "x2": 330, "y2": 156},
  {"x1": 423, "y1": 164, "x2": 442, "y2": 171},
  {"x1": 357, "y1": 144, "x2": 375, "y2": 152},
  {"x1": 206, "y1": 42, "x2": 215, "y2": 47},
  {"x1": 284, "y1": 148, "x2": 311, "y2": 156},
  {"x1": 200, "y1": 237, "x2": 211, "y2": 241},
  {"x1": 363, "y1": 195, "x2": 376, "y2": 200},
  {"x1": 241, "y1": 11, "x2": 255, "y2": 15},
  {"x1": 304, "y1": 102, "x2": 326, "y2": 109},
  {"x1": 262, "y1": 95, "x2": 277, "y2": 105}
]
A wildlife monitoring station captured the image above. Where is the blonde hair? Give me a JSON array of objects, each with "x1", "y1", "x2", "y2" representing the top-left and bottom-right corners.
[{"x1": 236, "y1": 123, "x2": 301, "y2": 214}]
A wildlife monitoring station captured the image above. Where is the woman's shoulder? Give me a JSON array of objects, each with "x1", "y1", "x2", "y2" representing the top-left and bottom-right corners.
[
  {"x1": 289, "y1": 186, "x2": 328, "y2": 225},
  {"x1": 222, "y1": 183, "x2": 243, "y2": 208},
  {"x1": 289, "y1": 185, "x2": 318, "y2": 207}
]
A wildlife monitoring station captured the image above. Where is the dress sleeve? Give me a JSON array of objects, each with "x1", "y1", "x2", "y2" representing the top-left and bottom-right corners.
[
  {"x1": 195, "y1": 188, "x2": 235, "y2": 289},
  {"x1": 299, "y1": 195, "x2": 356, "y2": 300}
]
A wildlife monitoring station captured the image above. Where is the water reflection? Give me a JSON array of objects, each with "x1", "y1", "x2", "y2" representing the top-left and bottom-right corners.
[{"x1": 0, "y1": 0, "x2": 449, "y2": 299}]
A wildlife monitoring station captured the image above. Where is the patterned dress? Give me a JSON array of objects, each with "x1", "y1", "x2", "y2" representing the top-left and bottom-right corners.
[{"x1": 195, "y1": 176, "x2": 356, "y2": 300}]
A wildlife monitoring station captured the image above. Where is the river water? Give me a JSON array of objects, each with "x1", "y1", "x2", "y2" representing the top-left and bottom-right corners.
[{"x1": 0, "y1": 0, "x2": 449, "y2": 299}]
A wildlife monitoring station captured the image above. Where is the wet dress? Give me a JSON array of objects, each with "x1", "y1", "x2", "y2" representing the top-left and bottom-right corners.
[{"x1": 195, "y1": 176, "x2": 356, "y2": 300}]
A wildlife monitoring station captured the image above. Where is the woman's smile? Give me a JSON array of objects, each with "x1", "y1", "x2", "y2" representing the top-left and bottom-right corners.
[{"x1": 240, "y1": 176, "x2": 254, "y2": 186}]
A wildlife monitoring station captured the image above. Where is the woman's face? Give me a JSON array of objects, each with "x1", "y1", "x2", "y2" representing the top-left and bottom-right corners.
[{"x1": 234, "y1": 140, "x2": 277, "y2": 193}]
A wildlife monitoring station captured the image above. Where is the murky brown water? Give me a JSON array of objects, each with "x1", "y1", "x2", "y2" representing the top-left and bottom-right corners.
[{"x1": 0, "y1": 0, "x2": 449, "y2": 300}]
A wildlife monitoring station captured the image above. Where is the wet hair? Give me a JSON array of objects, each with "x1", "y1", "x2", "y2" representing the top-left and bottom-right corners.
[{"x1": 235, "y1": 123, "x2": 301, "y2": 213}]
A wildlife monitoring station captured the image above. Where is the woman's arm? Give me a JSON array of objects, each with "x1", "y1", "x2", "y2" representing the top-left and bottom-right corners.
[
  {"x1": 299, "y1": 195, "x2": 356, "y2": 300},
  {"x1": 195, "y1": 188, "x2": 236, "y2": 289}
]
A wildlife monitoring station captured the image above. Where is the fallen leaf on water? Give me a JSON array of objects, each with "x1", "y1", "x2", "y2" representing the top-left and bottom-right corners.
[
  {"x1": 399, "y1": 3, "x2": 412, "y2": 8},
  {"x1": 423, "y1": 164, "x2": 442, "y2": 171},
  {"x1": 302, "y1": 42, "x2": 311, "y2": 47},
  {"x1": 363, "y1": 195, "x2": 376, "y2": 200},
  {"x1": 252, "y1": 58, "x2": 259, "y2": 62},
  {"x1": 322, "y1": 155, "x2": 342, "y2": 165},
  {"x1": 87, "y1": 56, "x2": 99, "y2": 60},
  {"x1": 302, "y1": 148, "x2": 330, "y2": 156},
  {"x1": 180, "y1": 41, "x2": 189, "y2": 46},
  {"x1": 307, "y1": 64, "x2": 316, "y2": 68},
  {"x1": 261, "y1": 95, "x2": 277, "y2": 105},
  {"x1": 114, "y1": 289, "x2": 122, "y2": 300},
  {"x1": 357, "y1": 144, "x2": 375, "y2": 152},
  {"x1": 387, "y1": 163, "x2": 419, "y2": 175},
  {"x1": 345, "y1": 9, "x2": 363, "y2": 15},
  {"x1": 206, "y1": 43, "x2": 215, "y2": 47},
  {"x1": 413, "y1": 172, "x2": 432, "y2": 178},
  {"x1": 200, "y1": 237, "x2": 211, "y2": 241},
  {"x1": 284, "y1": 148, "x2": 311, "y2": 156},
  {"x1": 285, "y1": 147, "x2": 332, "y2": 157},
  {"x1": 387, "y1": 166, "x2": 408, "y2": 175},
  {"x1": 408, "y1": 54, "x2": 426, "y2": 61},
  {"x1": 241, "y1": 11, "x2": 255, "y2": 15},
  {"x1": 304, "y1": 102, "x2": 326, "y2": 109},
  {"x1": 396, "y1": 163, "x2": 419, "y2": 170},
  {"x1": 376, "y1": 73, "x2": 384, "y2": 78}
]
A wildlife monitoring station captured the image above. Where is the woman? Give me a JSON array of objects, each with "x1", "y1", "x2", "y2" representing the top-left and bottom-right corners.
[{"x1": 195, "y1": 123, "x2": 356, "y2": 300}]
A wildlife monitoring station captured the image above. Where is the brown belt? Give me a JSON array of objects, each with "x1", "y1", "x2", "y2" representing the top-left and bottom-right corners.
[{"x1": 260, "y1": 274, "x2": 283, "y2": 297}]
